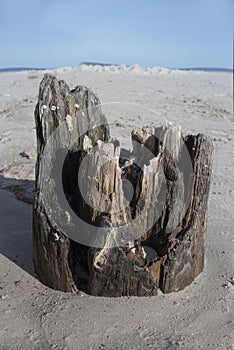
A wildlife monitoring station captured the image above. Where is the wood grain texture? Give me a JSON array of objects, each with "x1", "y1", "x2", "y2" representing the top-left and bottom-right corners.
[{"x1": 33, "y1": 75, "x2": 213, "y2": 296}]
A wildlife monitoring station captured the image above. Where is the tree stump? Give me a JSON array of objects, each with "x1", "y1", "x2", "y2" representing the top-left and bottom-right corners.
[{"x1": 33, "y1": 75, "x2": 213, "y2": 296}]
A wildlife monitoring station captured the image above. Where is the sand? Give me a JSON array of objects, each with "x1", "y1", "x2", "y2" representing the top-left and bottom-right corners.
[{"x1": 0, "y1": 65, "x2": 233, "y2": 350}]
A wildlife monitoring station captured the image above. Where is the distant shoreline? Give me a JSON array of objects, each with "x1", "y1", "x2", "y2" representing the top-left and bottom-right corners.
[
  {"x1": 0, "y1": 65, "x2": 232, "y2": 73},
  {"x1": 0, "y1": 67, "x2": 47, "y2": 73}
]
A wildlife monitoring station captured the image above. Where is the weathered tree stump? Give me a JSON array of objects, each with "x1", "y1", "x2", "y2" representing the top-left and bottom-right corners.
[{"x1": 33, "y1": 75, "x2": 213, "y2": 296}]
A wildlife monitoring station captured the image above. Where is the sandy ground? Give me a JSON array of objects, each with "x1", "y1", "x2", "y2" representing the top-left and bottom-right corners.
[{"x1": 0, "y1": 65, "x2": 233, "y2": 350}]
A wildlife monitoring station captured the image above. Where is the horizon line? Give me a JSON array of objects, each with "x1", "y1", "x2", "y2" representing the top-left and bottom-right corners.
[{"x1": 0, "y1": 64, "x2": 232, "y2": 73}]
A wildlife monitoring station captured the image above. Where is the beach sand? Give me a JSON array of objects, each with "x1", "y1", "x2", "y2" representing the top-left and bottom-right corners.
[{"x1": 0, "y1": 65, "x2": 233, "y2": 349}]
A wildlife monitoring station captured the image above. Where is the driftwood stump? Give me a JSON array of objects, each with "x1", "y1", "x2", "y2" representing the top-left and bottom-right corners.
[{"x1": 33, "y1": 75, "x2": 213, "y2": 296}]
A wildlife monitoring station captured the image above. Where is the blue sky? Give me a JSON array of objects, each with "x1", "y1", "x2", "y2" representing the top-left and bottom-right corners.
[{"x1": 0, "y1": 0, "x2": 233, "y2": 68}]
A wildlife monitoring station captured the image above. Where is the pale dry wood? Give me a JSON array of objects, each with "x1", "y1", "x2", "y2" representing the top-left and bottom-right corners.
[
  {"x1": 33, "y1": 75, "x2": 109, "y2": 292},
  {"x1": 33, "y1": 75, "x2": 213, "y2": 296}
]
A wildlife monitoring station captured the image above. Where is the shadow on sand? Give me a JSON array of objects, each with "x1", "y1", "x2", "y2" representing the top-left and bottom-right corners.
[{"x1": 0, "y1": 176, "x2": 36, "y2": 277}]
